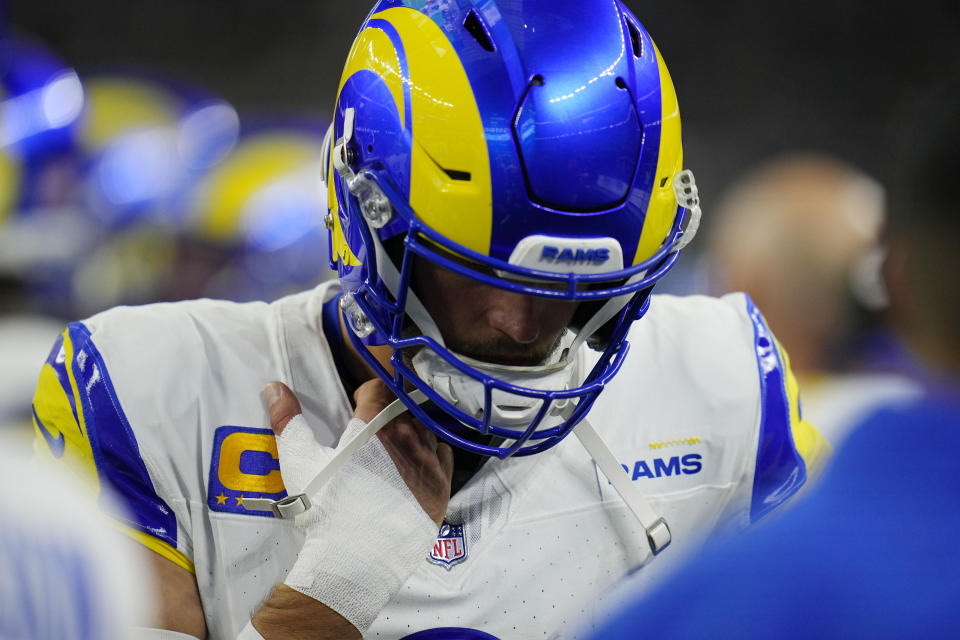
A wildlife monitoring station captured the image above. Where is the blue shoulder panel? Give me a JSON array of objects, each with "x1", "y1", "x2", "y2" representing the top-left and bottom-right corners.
[
  {"x1": 67, "y1": 322, "x2": 179, "y2": 549},
  {"x1": 746, "y1": 298, "x2": 807, "y2": 522}
]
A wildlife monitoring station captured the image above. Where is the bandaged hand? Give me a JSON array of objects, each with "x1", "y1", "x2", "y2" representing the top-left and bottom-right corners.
[{"x1": 264, "y1": 380, "x2": 453, "y2": 633}]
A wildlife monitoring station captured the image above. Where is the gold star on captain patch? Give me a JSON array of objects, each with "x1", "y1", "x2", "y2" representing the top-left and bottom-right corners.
[
  {"x1": 235, "y1": 495, "x2": 245, "y2": 507},
  {"x1": 216, "y1": 493, "x2": 228, "y2": 505}
]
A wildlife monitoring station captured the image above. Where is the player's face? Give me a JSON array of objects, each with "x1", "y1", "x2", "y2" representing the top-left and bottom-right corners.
[{"x1": 414, "y1": 258, "x2": 579, "y2": 367}]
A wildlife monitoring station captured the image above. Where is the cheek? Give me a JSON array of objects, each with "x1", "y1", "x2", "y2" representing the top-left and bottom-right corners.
[
  {"x1": 417, "y1": 271, "x2": 483, "y2": 329},
  {"x1": 541, "y1": 300, "x2": 579, "y2": 331}
]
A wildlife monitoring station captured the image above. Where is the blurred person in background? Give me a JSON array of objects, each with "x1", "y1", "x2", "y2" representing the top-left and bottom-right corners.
[
  {"x1": 706, "y1": 153, "x2": 919, "y2": 446},
  {"x1": 585, "y1": 80, "x2": 960, "y2": 639}
]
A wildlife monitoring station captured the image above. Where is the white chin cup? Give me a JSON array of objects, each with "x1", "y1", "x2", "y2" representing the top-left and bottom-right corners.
[{"x1": 410, "y1": 331, "x2": 582, "y2": 428}]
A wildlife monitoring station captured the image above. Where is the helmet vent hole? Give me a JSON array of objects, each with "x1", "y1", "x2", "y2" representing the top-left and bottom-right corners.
[
  {"x1": 626, "y1": 19, "x2": 642, "y2": 58},
  {"x1": 422, "y1": 144, "x2": 472, "y2": 181},
  {"x1": 464, "y1": 9, "x2": 496, "y2": 52},
  {"x1": 615, "y1": 77, "x2": 627, "y2": 90},
  {"x1": 443, "y1": 168, "x2": 472, "y2": 181},
  {"x1": 660, "y1": 176, "x2": 670, "y2": 188}
]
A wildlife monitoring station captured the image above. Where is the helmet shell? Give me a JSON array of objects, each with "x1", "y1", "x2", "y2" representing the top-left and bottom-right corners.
[{"x1": 329, "y1": 0, "x2": 684, "y2": 282}]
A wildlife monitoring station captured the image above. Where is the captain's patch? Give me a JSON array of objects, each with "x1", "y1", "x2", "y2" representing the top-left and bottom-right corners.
[{"x1": 208, "y1": 426, "x2": 287, "y2": 517}]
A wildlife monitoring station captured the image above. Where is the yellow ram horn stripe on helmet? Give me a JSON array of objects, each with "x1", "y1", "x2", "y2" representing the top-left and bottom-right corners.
[
  {"x1": 327, "y1": 153, "x2": 356, "y2": 267},
  {"x1": 329, "y1": 22, "x2": 409, "y2": 267},
  {"x1": 327, "y1": 157, "x2": 359, "y2": 267},
  {"x1": 381, "y1": 6, "x2": 493, "y2": 256},
  {"x1": 336, "y1": 22, "x2": 408, "y2": 133},
  {"x1": 633, "y1": 40, "x2": 684, "y2": 266}
]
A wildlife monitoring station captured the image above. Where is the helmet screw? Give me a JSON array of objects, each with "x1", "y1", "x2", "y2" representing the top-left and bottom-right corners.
[
  {"x1": 347, "y1": 174, "x2": 393, "y2": 228},
  {"x1": 339, "y1": 293, "x2": 375, "y2": 338}
]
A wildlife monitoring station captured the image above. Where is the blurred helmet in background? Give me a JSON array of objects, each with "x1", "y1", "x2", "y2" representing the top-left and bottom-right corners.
[
  {"x1": 176, "y1": 121, "x2": 332, "y2": 302},
  {"x1": 78, "y1": 72, "x2": 239, "y2": 230},
  {"x1": 0, "y1": 31, "x2": 88, "y2": 317},
  {"x1": 68, "y1": 72, "x2": 240, "y2": 316}
]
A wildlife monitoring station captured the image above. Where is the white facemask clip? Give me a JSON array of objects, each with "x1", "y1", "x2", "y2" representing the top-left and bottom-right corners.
[{"x1": 672, "y1": 169, "x2": 701, "y2": 252}]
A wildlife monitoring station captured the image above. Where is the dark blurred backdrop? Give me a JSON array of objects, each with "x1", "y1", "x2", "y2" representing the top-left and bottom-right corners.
[{"x1": 10, "y1": 1, "x2": 959, "y2": 209}]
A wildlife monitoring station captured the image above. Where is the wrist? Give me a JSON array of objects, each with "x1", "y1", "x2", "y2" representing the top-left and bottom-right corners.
[
  {"x1": 282, "y1": 418, "x2": 439, "y2": 632},
  {"x1": 251, "y1": 585, "x2": 360, "y2": 640},
  {"x1": 284, "y1": 434, "x2": 438, "y2": 630}
]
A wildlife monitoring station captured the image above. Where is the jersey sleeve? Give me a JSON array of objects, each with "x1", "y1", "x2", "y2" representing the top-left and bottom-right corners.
[
  {"x1": 744, "y1": 296, "x2": 832, "y2": 522},
  {"x1": 30, "y1": 321, "x2": 195, "y2": 574}
]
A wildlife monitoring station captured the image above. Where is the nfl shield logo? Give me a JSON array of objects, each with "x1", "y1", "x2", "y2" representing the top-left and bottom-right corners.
[{"x1": 428, "y1": 521, "x2": 467, "y2": 569}]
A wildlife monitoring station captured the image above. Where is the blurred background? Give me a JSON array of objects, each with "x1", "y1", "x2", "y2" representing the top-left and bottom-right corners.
[
  {"x1": 10, "y1": 1, "x2": 959, "y2": 222},
  {"x1": 2, "y1": 1, "x2": 958, "y2": 436}
]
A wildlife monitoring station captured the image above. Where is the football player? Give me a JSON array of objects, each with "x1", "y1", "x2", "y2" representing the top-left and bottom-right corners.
[{"x1": 29, "y1": 2, "x2": 829, "y2": 639}]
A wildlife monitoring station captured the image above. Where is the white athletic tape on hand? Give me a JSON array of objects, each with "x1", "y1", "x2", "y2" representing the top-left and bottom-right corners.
[
  {"x1": 241, "y1": 391, "x2": 429, "y2": 516},
  {"x1": 269, "y1": 394, "x2": 439, "y2": 633}
]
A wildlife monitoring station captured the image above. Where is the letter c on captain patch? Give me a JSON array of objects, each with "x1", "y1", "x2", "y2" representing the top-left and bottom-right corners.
[{"x1": 208, "y1": 426, "x2": 287, "y2": 516}]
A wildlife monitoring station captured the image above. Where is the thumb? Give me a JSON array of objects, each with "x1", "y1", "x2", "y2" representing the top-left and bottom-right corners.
[
  {"x1": 263, "y1": 381, "x2": 331, "y2": 495},
  {"x1": 263, "y1": 381, "x2": 302, "y2": 435}
]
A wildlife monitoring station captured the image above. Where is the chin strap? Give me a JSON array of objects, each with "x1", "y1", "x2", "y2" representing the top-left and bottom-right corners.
[
  {"x1": 240, "y1": 390, "x2": 430, "y2": 517},
  {"x1": 568, "y1": 408, "x2": 672, "y2": 556},
  {"x1": 244, "y1": 391, "x2": 671, "y2": 556}
]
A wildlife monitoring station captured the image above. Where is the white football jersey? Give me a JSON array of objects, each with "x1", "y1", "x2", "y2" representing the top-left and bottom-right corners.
[{"x1": 30, "y1": 281, "x2": 827, "y2": 639}]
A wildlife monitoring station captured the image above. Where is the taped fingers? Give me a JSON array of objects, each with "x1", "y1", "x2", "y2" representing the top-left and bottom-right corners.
[{"x1": 275, "y1": 414, "x2": 333, "y2": 493}]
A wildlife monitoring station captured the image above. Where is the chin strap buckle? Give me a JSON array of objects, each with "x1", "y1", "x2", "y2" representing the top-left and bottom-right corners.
[
  {"x1": 240, "y1": 493, "x2": 312, "y2": 518},
  {"x1": 645, "y1": 517, "x2": 672, "y2": 555}
]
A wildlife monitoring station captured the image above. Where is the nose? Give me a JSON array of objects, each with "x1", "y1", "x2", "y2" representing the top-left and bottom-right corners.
[{"x1": 485, "y1": 290, "x2": 542, "y2": 344}]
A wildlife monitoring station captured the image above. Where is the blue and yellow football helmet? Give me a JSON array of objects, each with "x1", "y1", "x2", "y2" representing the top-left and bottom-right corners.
[{"x1": 327, "y1": 0, "x2": 702, "y2": 457}]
